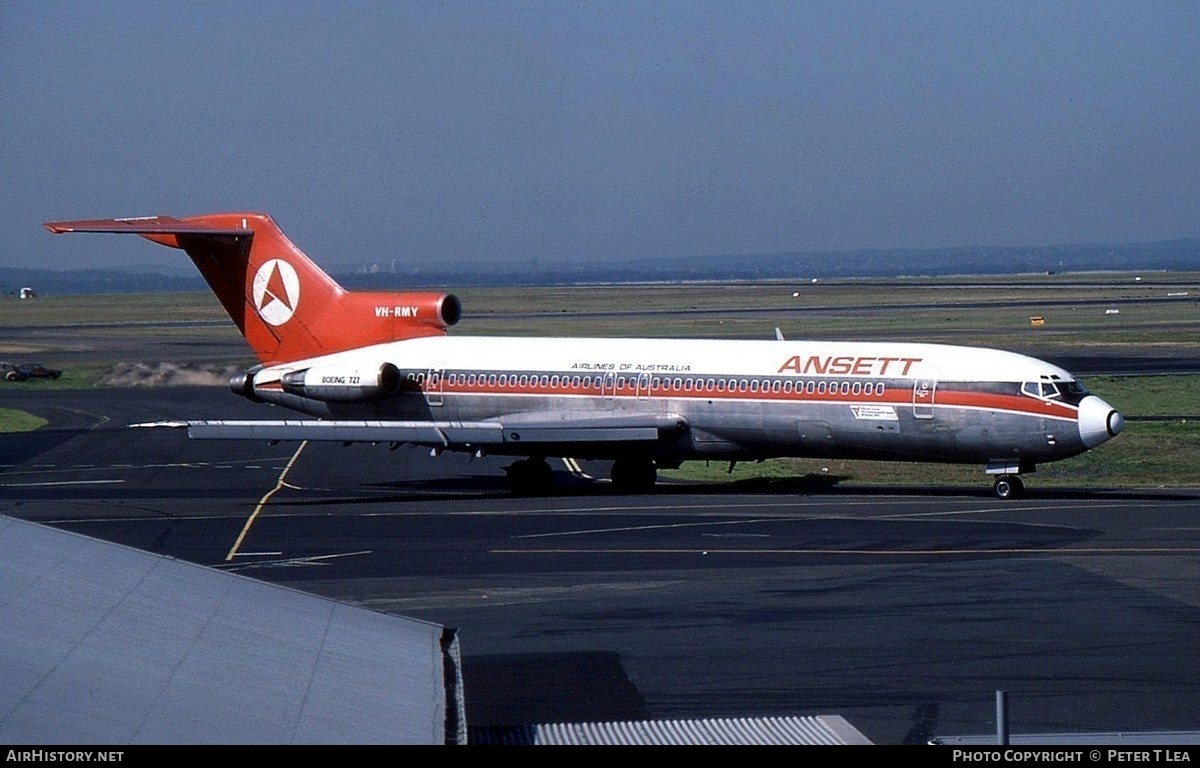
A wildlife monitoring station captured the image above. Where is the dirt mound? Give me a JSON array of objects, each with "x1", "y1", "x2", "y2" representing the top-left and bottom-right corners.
[{"x1": 100, "y1": 362, "x2": 245, "y2": 388}]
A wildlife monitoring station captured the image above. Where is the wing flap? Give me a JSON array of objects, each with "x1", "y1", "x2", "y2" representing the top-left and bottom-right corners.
[
  {"x1": 181, "y1": 414, "x2": 686, "y2": 448},
  {"x1": 186, "y1": 420, "x2": 505, "y2": 446}
]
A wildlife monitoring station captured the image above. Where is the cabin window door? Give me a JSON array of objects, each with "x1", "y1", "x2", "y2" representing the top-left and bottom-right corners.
[
  {"x1": 426, "y1": 368, "x2": 444, "y2": 406},
  {"x1": 602, "y1": 372, "x2": 617, "y2": 409},
  {"x1": 912, "y1": 376, "x2": 937, "y2": 419},
  {"x1": 636, "y1": 372, "x2": 652, "y2": 399}
]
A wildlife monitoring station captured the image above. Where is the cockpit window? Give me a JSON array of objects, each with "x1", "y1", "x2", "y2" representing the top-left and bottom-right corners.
[
  {"x1": 1060, "y1": 381, "x2": 1088, "y2": 397},
  {"x1": 1022, "y1": 381, "x2": 1060, "y2": 399},
  {"x1": 1022, "y1": 379, "x2": 1089, "y2": 405},
  {"x1": 1058, "y1": 380, "x2": 1090, "y2": 405}
]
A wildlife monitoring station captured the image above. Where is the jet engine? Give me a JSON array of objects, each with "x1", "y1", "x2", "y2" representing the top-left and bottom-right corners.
[
  {"x1": 229, "y1": 369, "x2": 262, "y2": 402},
  {"x1": 356, "y1": 291, "x2": 462, "y2": 333},
  {"x1": 279, "y1": 362, "x2": 403, "y2": 402}
]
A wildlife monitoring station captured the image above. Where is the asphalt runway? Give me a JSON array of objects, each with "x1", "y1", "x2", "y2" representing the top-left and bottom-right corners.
[{"x1": 2, "y1": 385, "x2": 1199, "y2": 745}]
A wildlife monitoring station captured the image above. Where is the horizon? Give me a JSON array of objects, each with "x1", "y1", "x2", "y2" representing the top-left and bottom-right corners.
[{"x1": 4, "y1": 236, "x2": 1198, "y2": 297}]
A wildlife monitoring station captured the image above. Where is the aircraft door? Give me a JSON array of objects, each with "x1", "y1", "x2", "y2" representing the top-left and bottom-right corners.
[
  {"x1": 602, "y1": 372, "x2": 617, "y2": 409},
  {"x1": 636, "y1": 372, "x2": 652, "y2": 399},
  {"x1": 912, "y1": 376, "x2": 937, "y2": 419},
  {"x1": 425, "y1": 368, "x2": 444, "y2": 407}
]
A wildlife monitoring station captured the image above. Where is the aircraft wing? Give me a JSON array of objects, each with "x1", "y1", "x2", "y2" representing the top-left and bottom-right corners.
[{"x1": 136, "y1": 414, "x2": 688, "y2": 450}]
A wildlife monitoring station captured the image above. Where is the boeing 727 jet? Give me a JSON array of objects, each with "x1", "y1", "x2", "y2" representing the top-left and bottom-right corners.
[{"x1": 44, "y1": 213, "x2": 1124, "y2": 498}]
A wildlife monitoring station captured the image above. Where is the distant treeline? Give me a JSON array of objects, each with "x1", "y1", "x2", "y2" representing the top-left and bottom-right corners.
[
  {"x1": 7, "y1": 239, "x2": 1199, "y2": 296},
  {"x1": 0, "y1": 268, "x2": 207, "y2": 297},
  {"x1": 348, "y1": 238, "x2": 1200, "y2": 288}
]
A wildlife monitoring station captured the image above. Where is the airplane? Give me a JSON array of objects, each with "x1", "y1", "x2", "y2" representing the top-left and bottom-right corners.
[{"x1": 44, "y1": 213, "x2": 1124, "y2": 499}]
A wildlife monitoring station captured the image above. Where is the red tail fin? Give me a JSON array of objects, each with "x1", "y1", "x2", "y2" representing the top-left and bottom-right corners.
[{"x1": 44, "y1": 213, "x2": 460, "y2": 365}]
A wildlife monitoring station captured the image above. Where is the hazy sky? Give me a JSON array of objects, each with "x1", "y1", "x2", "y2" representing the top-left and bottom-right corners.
[{"x1": 3, "y1": 1, "x2": 1199, "y2": 272}]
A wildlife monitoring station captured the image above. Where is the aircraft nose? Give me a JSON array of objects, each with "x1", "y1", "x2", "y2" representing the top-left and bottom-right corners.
[{"x1": 1079, "y1": 395, "x2": 1124, "y2": 448}]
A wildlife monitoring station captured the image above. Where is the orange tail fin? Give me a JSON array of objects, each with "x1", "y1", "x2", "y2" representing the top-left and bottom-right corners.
[{"x1": 44, "y1": 213, "x2": 460, "y2": 365}]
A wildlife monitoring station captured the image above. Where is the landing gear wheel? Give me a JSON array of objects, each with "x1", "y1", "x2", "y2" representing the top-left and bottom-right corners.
[
  {"x1": 993, "y1": 475, "x2": 1024, "y2": 500},
  {"x1": 505, "y1": 457, "x2": 555, "y2": 496},
  {"x1": 610, "y1": 457, "x2": 657, "y2": 493}
]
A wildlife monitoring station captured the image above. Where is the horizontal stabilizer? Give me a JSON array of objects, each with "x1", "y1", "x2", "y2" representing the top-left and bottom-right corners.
[{"x1": 43, "y1": 217, "x2": 252, "y2": 238}]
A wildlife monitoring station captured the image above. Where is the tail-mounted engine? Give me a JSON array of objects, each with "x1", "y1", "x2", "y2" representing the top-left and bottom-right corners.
[
  {"x1": 346, "y1": 291, "x2": 462, "y2": 338},
  {"x1": 386, "y1": 292, "x2": 461, "y2": 331},
  {"x1": 428, "y1": 293, "x2": 462, "y2": 329},
  {"x1": 279, "y1": 362, "x2": 403, "y2": 402},
  {"x1": 230, "y1": 369, "x2": 262, "y2": 402}
]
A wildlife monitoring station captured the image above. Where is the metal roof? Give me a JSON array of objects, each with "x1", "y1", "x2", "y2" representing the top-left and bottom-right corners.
[
  {"x1": 470, "y1": 716, "x2": 873, "y2": 745},
  {"x1": 0, "y1": 515, "x2": 462, "y2": 745},
  {"x1": 934, "y1": 731, "x2": 1200, "y2": 746}
]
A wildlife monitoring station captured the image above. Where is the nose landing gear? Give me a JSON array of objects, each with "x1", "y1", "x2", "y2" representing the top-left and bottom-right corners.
[
  {"x1": 987, "y1": 460, "x2": 1033, "y2": 500},
  {"x1": 993, "y1": 475, "x2": 1024, "y2": 500}
]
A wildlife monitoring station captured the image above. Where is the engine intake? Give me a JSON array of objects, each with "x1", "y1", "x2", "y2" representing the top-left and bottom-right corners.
[
  {"x1": 435, "y1": 293, "x2": 462, "y2": 327},
  {"x1": 392, "y1": 292, "x2": 462, "y2": 329}
]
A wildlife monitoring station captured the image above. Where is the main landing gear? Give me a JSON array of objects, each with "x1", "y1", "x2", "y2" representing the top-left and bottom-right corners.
[
  {"x1": 505, "y1": 456, "x2": 660, "y2": 495},
  {"x1": 505, "y1": 457, "x2": 554, "y2": 496},
  {"x1": 610, "y1": 456, "x2": 658, "y2": 493}
]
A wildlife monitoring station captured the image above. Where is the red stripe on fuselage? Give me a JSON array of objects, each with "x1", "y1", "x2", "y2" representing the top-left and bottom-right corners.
[{"x1": 413, "y1": 373, "x2": 1079, "y2": 422}]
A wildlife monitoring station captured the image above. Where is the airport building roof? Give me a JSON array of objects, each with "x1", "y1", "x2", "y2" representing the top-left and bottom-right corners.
[
  {"x1": 470, "y1": 716, "x2": 872, "y2": 745},
  {"x1": 0, "y1": 515, "x2": 463, "y2": 745}
]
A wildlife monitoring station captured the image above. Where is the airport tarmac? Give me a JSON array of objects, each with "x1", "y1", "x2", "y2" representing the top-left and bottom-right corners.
[{"x1": 1, "y1": 386, "x2": 1199, "y2": 745}]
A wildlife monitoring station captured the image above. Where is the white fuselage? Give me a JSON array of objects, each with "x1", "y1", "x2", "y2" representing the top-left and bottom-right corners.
[{"x1": 241, "y1": 335, "x2": 1121, "y2": 467}]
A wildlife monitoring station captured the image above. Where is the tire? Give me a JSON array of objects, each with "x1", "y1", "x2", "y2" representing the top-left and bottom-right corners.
[{"x1": 993, "y1": 476, "x2": 1024, "y2": 499}]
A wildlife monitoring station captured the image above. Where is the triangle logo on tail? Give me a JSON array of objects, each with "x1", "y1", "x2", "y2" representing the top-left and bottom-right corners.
[{"x1": 252, "y1": 259, "x2": 301, "y2": 326}]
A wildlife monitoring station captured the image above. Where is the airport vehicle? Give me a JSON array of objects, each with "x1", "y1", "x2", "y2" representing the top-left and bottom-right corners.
[
  {"x1": 19, "y1": 363, "x2": 62, "y2": 380},
  {"x1": 1, "y1": 362, "x2": 62, "y2": 382},
  {"x1": 44, "y1": 213, "x2": 1123, "y2": 498}
]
